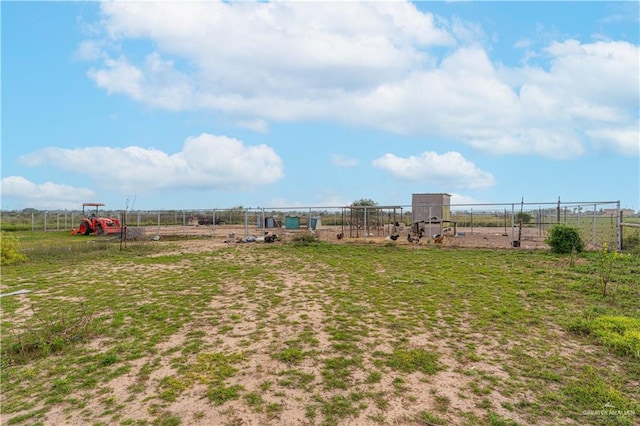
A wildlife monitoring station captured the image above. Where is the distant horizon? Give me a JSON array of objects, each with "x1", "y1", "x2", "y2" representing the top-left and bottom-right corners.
[{"x1": 3, "y1": 197, "x2": 635, "y2": 215}]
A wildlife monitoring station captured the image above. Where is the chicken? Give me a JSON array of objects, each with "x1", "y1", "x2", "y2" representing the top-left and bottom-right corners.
[{"x1": 265, "y1": 234, "x2": 278, "y2": 243}]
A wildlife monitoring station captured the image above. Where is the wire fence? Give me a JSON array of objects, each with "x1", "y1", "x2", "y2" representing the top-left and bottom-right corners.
[{"x1": 2, "y1": 200, "x2": 638, "y2": 251}]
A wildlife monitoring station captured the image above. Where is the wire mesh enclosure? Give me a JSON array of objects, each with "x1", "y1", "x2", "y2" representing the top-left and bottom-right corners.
[{"x1": 2, "y1": 200, "x2": 637, "y2": 251}]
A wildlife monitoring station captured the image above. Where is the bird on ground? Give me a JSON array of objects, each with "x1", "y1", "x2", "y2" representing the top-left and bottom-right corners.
[{"x1": 265, "y1": 234, "x2": 278, "y2": 243}]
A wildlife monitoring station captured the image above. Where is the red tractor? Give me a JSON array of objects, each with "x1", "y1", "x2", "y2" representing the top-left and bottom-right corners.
[{"x1": 71, "y1": 203, "x2": 122, "y2": 236}]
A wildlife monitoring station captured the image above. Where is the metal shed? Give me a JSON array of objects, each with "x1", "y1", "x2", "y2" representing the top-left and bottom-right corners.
[{"x1": 412, "y1": 193, "x2": 452, "y2": 222}]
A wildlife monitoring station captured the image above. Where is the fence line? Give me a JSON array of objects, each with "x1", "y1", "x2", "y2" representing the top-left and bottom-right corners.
[{"x1": 2, "y1": 200, "x2": 638, "y2": 250}]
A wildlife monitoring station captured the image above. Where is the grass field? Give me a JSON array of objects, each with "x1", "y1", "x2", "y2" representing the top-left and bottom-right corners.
[{"x1": 1, "y1": 232, "x2": 639, "y2": 425}]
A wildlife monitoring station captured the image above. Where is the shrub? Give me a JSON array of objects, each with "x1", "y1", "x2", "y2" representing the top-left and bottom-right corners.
[
  {"x1": 622, "y1": 232, "x2": 640, "y2": 254},
  {"x1": 2, "y1": 302, "x2": 96, "y2": 366},
  {"x1": 516, "y1": 212, "x2": 533, "y2": 224},
  {"x1": 0, "y1": 231, "x2": 27, "y2": 265},
  {"x1": 545, "y1": 225, "x2": 585, "y2": 254},
  {"x1": 596, "y1": 242, "x2": 621, "y2": 297},
  {"x1": 291, "y1": 232, "x2": 319, "y2": 245}
]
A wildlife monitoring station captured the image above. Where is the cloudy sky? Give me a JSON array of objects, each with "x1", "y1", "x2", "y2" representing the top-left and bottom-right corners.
[{"x1": 2, "y1": 1, "x2": 639, "y2": 211}]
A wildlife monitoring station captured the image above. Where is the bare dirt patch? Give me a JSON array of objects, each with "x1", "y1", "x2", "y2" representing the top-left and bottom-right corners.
[
  {"x1": 137, "y1": 223, "x2": 551, "y2": 250},
  {"x1": 4, "y1": 234, "x2": 635, "y2": 426}
]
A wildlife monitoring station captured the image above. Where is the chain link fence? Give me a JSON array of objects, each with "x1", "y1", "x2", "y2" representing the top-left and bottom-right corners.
[
  {"x1": 2, "y1": 200, "x2": 637, "y2": 252},
  {"x1": 445, "y1": 202, "x2": 624, "y2": 250}
]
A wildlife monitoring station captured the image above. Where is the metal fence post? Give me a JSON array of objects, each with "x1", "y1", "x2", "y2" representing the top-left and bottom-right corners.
[
  {"x1": 364, "y1": 207, "x2": 368, "y2": 239},
  {"x1": 510, "y1": 204, "x2": 515, "y2": 245},
  {"x1": 616, "y1": 201, "x2": 621, "y2": 250},
  {"x1": 244, "y1": 208, "x2": 249, "y2": 238},
  {"x1": 212, "y1": 209, "x2": 216, "y2": 238},
  {"x1": 592, "y1": 204, "x2": 597, "y2": 246}
]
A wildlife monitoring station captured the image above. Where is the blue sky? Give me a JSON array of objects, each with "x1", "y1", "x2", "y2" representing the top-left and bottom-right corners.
[{"x1": 2, "y1": 1, "x2": 639, "y2": 211}]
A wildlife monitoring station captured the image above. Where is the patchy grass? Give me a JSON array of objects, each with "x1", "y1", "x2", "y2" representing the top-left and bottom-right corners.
[
  {"x1": 1, "y1": 235, "x2": 639, "y2": 425},
  {"x1": 569, "y1": 315, "x2": 640, "y2": 359},
  {"x1": 385, "y1": 347, "x2": 441, "y2": 375}
]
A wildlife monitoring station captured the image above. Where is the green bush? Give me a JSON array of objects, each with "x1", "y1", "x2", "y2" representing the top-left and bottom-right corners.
[
  {"x1": 622, "y1": 232, "x2": 640, "y2": 254},
  {"x1": 516, "y1": 212, "x2": 533, "y2": 224},
  {"x1": 0, "y1": 231, "x2": 27, "y2": 265},
  {"x1": 545, "y1": 225, "x2": 585, "y2": 254},
  {"x1": 291, "y1": 232, "x2": 319, "y2": 245}
]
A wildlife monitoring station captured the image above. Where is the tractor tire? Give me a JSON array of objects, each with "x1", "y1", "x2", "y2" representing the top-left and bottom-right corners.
[
  {"x1": 96, "y1": 225, "x2": 104, "y2": 236},
  {"x1": 79, "y1": 221, "x2": 91, "y2": 235}
]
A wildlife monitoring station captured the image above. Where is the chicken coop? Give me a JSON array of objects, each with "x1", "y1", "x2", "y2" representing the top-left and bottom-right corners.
[
  {"x1": 342, "y1": 205, "x2": 403, "y2": 238},
  {"x1": 411, "y1": 193, "x2": 455, "y2": 237},
  {"x1": 412, "y1": 193, "x2": 451, "y2": 222}
]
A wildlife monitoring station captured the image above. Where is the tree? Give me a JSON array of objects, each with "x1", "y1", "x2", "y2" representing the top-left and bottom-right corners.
[
  {"x1": 350, "y1": 199, "x2": 378, "y2": 234},
  {"x1": 351, "y1": 198, "x2": 377, "y2": 206},
  {"x1": 516, "y1": 212, "x2": 533, "y2": 224}
]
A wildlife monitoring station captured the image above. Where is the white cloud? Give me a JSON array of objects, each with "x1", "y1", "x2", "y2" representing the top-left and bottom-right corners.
[
  {"x1": 1, "y1": 176, "x2": 96, "y2": 210},
  {"x1": 514, "y1": 38, "x2": 533, "y2": 49},
  {"x1": 87, "y1": 53, "x2": 194, "y2": 111},
  {"x1": 236, "y1": 119, "x2": 269, "y2": 133},
  {"x1": 19, "y1": 134, "x2": 284, "y2": 193},
  {"x1": 448, "y1": 15, "x2": 486, "y2": 46},
  {"x1": 331, "y1": 154, "x2": 358, "y2": 168},
  {"x1": 82, "y1": 1, "x2": 639, "y2": 159},
  {"x1": 94, "y1": 1, "x2": 451, "y2": 94},
  {"x1": 586, "y1": 128, "x2": 640, "y2": 156},
  {"x1": 448, "y1": 193, "x2": 487, "y2": 208},
  {"x1": 74, "y1": 40, "x2": 106, "y2": 61},
  {"x1": 88, "y1": 55, "x2": 145, "y2": 99},
  {"x1": 84, "y1": 0, "x2": 452, "y2": 119},
  {"x1": 372, "y1": 151, "x2": 495, "y2": 189},
  {"x1": 543, "y1": 40, "x2": 639, "y2": 107}
]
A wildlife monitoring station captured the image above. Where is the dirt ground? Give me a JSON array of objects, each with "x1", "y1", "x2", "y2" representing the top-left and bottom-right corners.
[
  {"x1": 4, "y1": 225, "x2": 620, "y2": 426},
  {"x1": 139, "y1": 224, "x2": 552, "y2": 250},
  {"x1": 38, "y1": 238, "x2": 541, "y2": 426}
]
